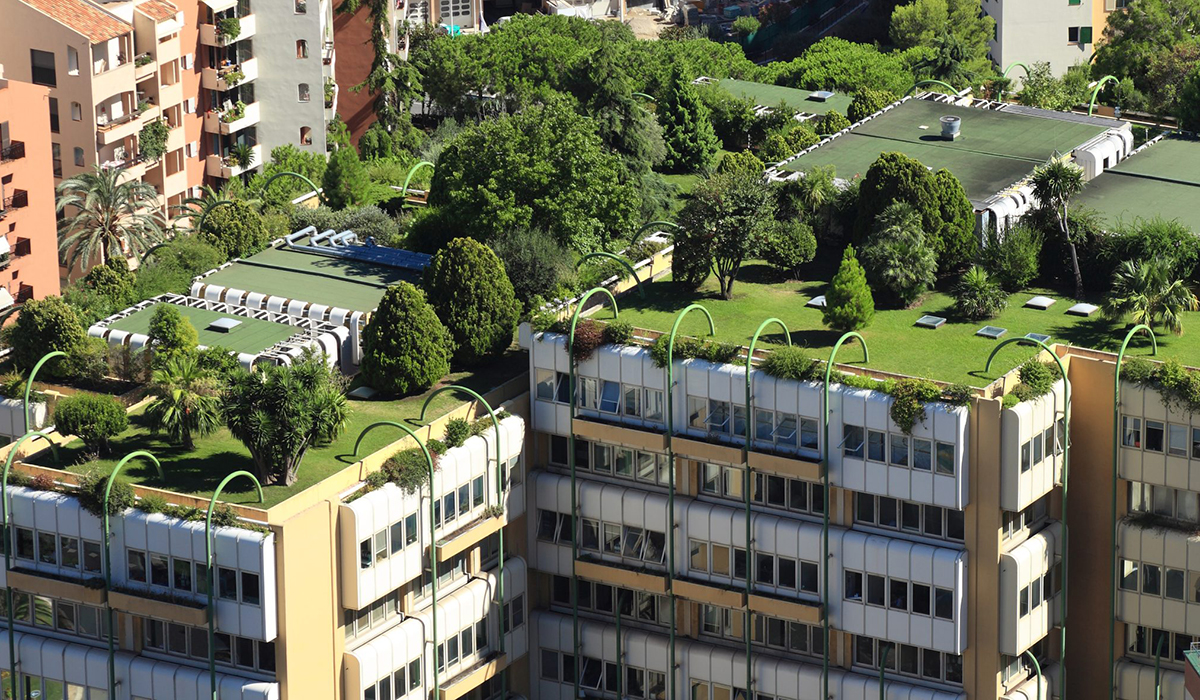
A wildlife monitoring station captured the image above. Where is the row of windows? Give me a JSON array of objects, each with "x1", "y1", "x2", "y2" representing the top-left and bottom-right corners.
[
  {"x1": 360, "y1": 512, "x2": 420, "y2": 570},
  {"x1": 127, "y1": 548, "x2": 260, "y2": 605},
  {"x1": 551, "y1": 575, "x2": 671, "y2": 624},
  {"x1": 433, "y1": 457, "x2": 520, "y2": 530},
  {"x1": 1001, "y1": 495, "x2": 1050, "y2": 542},
  {"x1": 344, "y1": 587, "x2": 402, "y2": 642},
  {"x1": 0, "y1": 591, "x2": 107, "y2": 640},
  {"x1": 853, "y1": 494, "x2": 964, "y2": 542},
  {"x1": 843, "y1": 426, "x2": 956, "y2": 476},
  {"x1": 535, "y1": 370, "x2": 666, "y2": 425},
  {"x1": 1128, "y1": 626, "x2": 1197, "y2": 665},
  {"x1": 1119, "y1": 558, "x2": 1200, "y2": 603},
  {"x1": 852, "y1": 635, "x2": 963, "y2": 685},
  {"x1": 1129, "y1": 482, "x2": 1200, "y2": 524},
  {"x1": 844, "y1": 570, "x2": 955, "y2": 620},
  {"x1": 540, "y1": 648, "x2": 666, "y2": 700},
  {"x1": 698, "y1": 463, "x2": 824, "y2": 517},
  {"x1": 1018, "y1": 561, "x2": 1062, "y2": 617},
  {"x1": 1020, "y1": 420, "x2": 1065, "y2": 473},
  {"x1": 689, "y1": 538, "x2": 818, "y2": 594},
  {"x1": 548, "y1": 436, "x2": 671, "y2": 487},
  {"x1": 538, "y1": 508, "x2": 669, "y2": 567},
  {"x1": 364, "y1": 657, "x2": 421, "y2": 700},
  {"x1": 14, "y1": 527, "x2": 101, "y2": 574},
  {"x1": 143, "y1": 617, "x2": 276, "y2": 674},
  {"x1": 700, "y1": 604, "x2": 825, "y2": 658},
  {"x1": 435, "y1": 620, "x2": 490, "y2": 672},
  {"x1": 1121, "y1": 416, "x2": 1200, "y2": 458},
  {"x1": 2, "y1": 670, "x2": 107, "y2": 700}
]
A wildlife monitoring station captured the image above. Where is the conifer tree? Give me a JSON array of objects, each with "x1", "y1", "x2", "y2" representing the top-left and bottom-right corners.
[
  {"x1": 823, "y1": 245, "x2": 875, "y2": 331},
  {"x1": 658, "y1": 70, "x2": 719, "y2": 174}
]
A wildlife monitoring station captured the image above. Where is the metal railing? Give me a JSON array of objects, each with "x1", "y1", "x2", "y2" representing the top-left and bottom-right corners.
[
  {"x1": 0, "y1": 191, "x2": 29, "y2": 211},
  {"x1": 0, "y1": 141, "x2": 25, "y2": 163}
]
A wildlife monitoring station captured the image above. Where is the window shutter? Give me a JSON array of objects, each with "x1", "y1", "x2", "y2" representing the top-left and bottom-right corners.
[{"x1": 1080, "y1": 26, "x2": 1093, "y2": 43}]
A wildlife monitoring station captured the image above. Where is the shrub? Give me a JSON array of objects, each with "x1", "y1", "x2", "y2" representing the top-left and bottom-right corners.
[
  {"x1": 760, "y1": 346, "x2": 821, "y2": 381},
  {"x1": 1, "y1": 296, "x2": 86, "y2": 379},
  {"x1": 847, "y1": 88, "x2": 898, "y2": 122},
  {"x1": 360, "y1": 283, "x2": 453, "y2": 395},
  {"x1": 1123, "y1": 358, "x2": 1200, "y2": 413},
  {"x1": 670, "y1": 226, "x2": 713, "y2": 288},
  {"x1": 54, "y1": 394, "x2": 129, "y2": 456},
  {"x1": 342, "y1": 206, "x2": 402, "y2": 247},
  {"x1": 323, "y1": 145, "x2": 371, "y2": 210},
  {"x1": 758, "y1": 220, "x2": 817, "y2": 278},
  {"x1": 981, "y1": 224, "x2": 1043, "y2": 291},
  {"x1": 491, "y1": 229, "x2": 575, "y2": 305},
  {"x1": 941, "y1": 383, "x2": 975, "y2": 407},
  {"x1": 659, "y1": 69, "x2": 720, "y2": 173},
  {"x1": 888, "y1": 378, "x2": 943, "y2": 434},
  {"x1": 199, "y1": 200, "x2": 268, "y2": 259},
  {"x1": 148, "y1": 305, "x2": 199, "y2": 356},
  {"x1": 77, "y1": 466, "x2": 136, "y2": 518},
  {"x1": 815, "y1": 110, "x2": 851, "y2": 136},
  {"x1": 732, "y1": 15, "x2": 760, "y2": 37},
  {"x1": 603, "y1": 320, "x2": 634, "y2": 346},
  {"x1": 138, "y1": 493, "x2": 169, "y2": 514},
  {"x1": 30, "y1": 472, "x2": 56, "y2": 492},
  {"x1": 196, "y1": 346, "x2": 242, "y2": 380},
  {"x1": 570, "y1": 319, "x2": 605, "y2": 363},
  {"x1": 138, "y1": 119, "x2": 170, "y2": 161},
  {"x1": 84, "y1": 258, "x2": 136, "y2": 310},
  {"x1": 823, "y1": 246, "x2": 874, "y2": 331},
  {"x1": 444, "y1": 418, "x2": 471, "y2": 448},
  {"x1": 715, "y1": 151, "x2": 765, "y2": 179},
  {"x1": 424, "y1": 238, "x2": 520, "y2": 365},
  {"x1": 953, "y1": 266, "x2": 1007, "y2": 320},
  {"x1": 860, "y1": 202, "x2": 936, "y2": 307},
  {"x1": 64, "y1": 336, "x2": 110, "y2": 385},
  {"x1": 1018, "y1": 360, "x2": 1058, "y2": 396},
  {"x1": 700, "y1": 341, "x2": 740, "y2": 364},
  {"x1": 384, "y1": 447, "x2": 438, "y2": 494}
]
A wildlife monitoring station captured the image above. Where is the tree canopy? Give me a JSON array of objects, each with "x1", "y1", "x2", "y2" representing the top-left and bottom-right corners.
[
  {"x1": 890, "y1": 0, "x2": 994, "y2": 80},
  {"x1": 1094, "y1": 0, "x2": 1200, "y2": 116}
]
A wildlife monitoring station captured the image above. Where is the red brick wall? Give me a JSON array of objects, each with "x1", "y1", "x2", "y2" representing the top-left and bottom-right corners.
[{"x1": 332, "y1": 0, "x2": 378, "y2": 146}]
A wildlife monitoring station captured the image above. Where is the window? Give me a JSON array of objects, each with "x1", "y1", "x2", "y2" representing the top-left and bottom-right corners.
[
  {"x1": 1146, "y1": 421, "x2": 1165, "y2": 452},
  {"x1": 49, "y1": 97, "x2": 59, "y2": 133},
  {"x1": 867, "y1": 430, "x2": 886, "y2": 462},
  {"x1": 1169, "y1": 424, "x2": 1188, "y2": 456},
  {"x1": 37, "y1": 532, "x2": 56, "y2": 564},
  {"x1": 845, "y1": 571, "x2": 863, "y2": 601},
  {"x1": 31, "y1": 49, "x2": 56, "y2": 87},
  {"x1": 890, "y1": 434, "x2": 909, "y2": 466},
  {"x1": 60, "y1": 536, "x2": 79, "y2": 568},
  {"x1": 843, "y1": 425, "x2": 864, "y2": 458},
  {"x1": 52, "y1": 143, "x2": 62, "y2": 178},
  {"x1": 67, "y1": 46, "x2": 79, "y2": 75},
  {"x1": 295, "y1": 0, "x2": 307, "y2": 11},
  {"x1": 913, "y1": 439, "x2": 932, "y2": 471},
  {"x1": 298, "y1": 84, "x2": 310, "y2": 102},
  {"x1": 1123, "y1": 417, "x2": 1141, "y2": 448},
  {"x1": 867, "y1": 574, "x2": 885, "y2": 606},
  {"x1": 74, "y1": 147, "x2": 84, "y2": 167},
  {"x1": 150, "y1": 555, "x2": 170, "y2": 586},
  {"x1": 1068, "y1": 26, "x2": 1080, "y2": 42},
  {"x1": 644, "y1": 389, "x2": 664, "y2": 423},
  {"x1": 934, "y1": 587, "x2": 953, "y2": 620},
  {"x1": 296, "y1": 40, "x2": 309, "y2": 58},
  {"x1": 71, "y1": 102, "x2": 82, "y2": 121},
  {"x1": 936, "y1": 442, "x2": 955, "y2": 475}
]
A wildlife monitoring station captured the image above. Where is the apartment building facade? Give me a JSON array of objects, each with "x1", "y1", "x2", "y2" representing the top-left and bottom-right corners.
[
  {"x1": 981, "y1": 0, "x2": 1126, "y2": 82},
  {"x1": 0, "y1": 67, "x2": 62, "y2": 312}
]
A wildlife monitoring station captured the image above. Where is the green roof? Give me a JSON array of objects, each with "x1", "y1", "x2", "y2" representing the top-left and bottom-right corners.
[
  {"x1": 1074, "y1": 135, "x2": 1200, "y2": 233},
  {"x1": 716, "y1": 78, "x2": 855, "y2": 116},
  {"x1": 108, "y1": 303, "x2": 299, "y2": 354},
  {"x1": 780, "y1": 99, "x2": 1110, "y2": 203},
  {"x1": 201, "y1": 244, "x2": 418, "y2": 314}
]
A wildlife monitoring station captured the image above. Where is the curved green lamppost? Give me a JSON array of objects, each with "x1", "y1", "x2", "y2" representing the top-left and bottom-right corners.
[
  {"x1": 576, "y1": 252, "x2": 646, "y2": 299},
  {"x1": 905, "y1": 79, "x2": 958, "y2": 97},
  {"x1": 566, "y1": 287, "x2": 620, "y2": 700},
  {"x1": 192, "y1": 199, "x2": 238, "y2": 235},
  {"x1": 1088, "y1": 75, "x2": 1120, "y2": 116},
  {"x1": 632, "y1": 92, "x2": 656, "y2": 103},
  {"x1": 985, "y1": 338, "x2": 1069, "y2": 700},
  {"x1": 743, "y1": 318, "x2": 792, "y2": 693},
  {"x1": 24, "y1": 350, "x2": 67, "y2": 435},
  {"x1": 2, "y1": 429, "x2": 59, "y2": 700},
  {"x1": 821, "y1": 332, "x2": 869, "y2": 700},
  {"x1": 999, "y1": 62, "x2": 1031, "y2": 101},
  {"x1": 419, "y1": 385, "x2": 507, "y2": 693},
  {"x1": 1024, "y1": 649, "x2": 1043, "y2": 700},
  {"x1": 879, "y1": 643, "x2": 890, "y2": 700},
  {"x1": 352, "y1": 422, "x2": 438, "y2": 700},
  {"x1": 103, "y1": 451, "x2": 164, "y2": 699},
  {"x1": 666, "y1": 304, "x2": 717, "y2": 700},
  {"x1": 400, "y1": 161, "x2": 435, "y2": 208},
  {"x1": 1154, "y1": 632, "x2": 1166, "y2": 700},
  {"x1": 1109, "y1": 324, "x2": 1156, "y2": 699},
  {"x1": 259, "y1": 170, "x2": 323, "y2": 206},
  {"x1": 629, "y1": 220, "x2": 681, "y2": 246},
  {"x1": 205, "y1": 471, "x2": 263, "y2": 700}
]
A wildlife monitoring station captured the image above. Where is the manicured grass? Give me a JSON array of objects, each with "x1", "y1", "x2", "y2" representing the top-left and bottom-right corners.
[
  {"x1": 29, "y1": 351, "x2": 528, "y2": 508},
  {"x1": 612, "y1": 260, "x2": 1200, "y2": 387},
  {"x1": 108, "y1": 303, "x2": 299, "y2": 354}
]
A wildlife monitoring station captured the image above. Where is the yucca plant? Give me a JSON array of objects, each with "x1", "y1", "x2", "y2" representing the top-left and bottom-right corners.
[
  {"x1": 145, "y1": 352, "x2": 222, "y2": 450},
  {"x1": 953, "y1": 266, "x2": 1007, "y2": 321},
  {"x1": 228, "y1": 142, "x2": 255, "y2": 169}
]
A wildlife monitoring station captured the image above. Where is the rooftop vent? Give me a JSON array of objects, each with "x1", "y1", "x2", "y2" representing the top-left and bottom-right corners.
[
  {"x1": 810, "y1": 90, "x2": 835, "y2": 102},
  {"x1": 208, "y1": 317, "x2": 242, "y2": 333},
  {"x1": 940, "y1": 115, "x2": 961, "y2": 140}
]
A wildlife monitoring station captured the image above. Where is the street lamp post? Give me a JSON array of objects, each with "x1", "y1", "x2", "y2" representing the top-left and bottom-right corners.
[
  {"x1": 23, "y1": 351, "x2": 67, "y2": 435},
  {"x1": 1088, "y1": 76, "x2": 1120, "y2": 116}
]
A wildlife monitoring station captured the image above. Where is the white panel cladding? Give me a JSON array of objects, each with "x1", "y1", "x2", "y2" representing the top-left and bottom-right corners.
[
  {"x1": 0, "y1": 630, "x2": 279, "y2": 699},
  {"x1": 1116, "y1": 520, "x2": 1200, "y2": 635},
  {"x1": 1000, "y1": 380, "x2": 1066, "y2": 511},
  {"x1": 999, "y1": 523, "x2": 1061, "y2": 655},
  {"x1": 1118, "y1": 381, "x2": 1200, "y2": 491},
  {"x1": 531, "y1": 611, "x2": 967, "y2": 700},
  {"x1": 343, "y1": 415, "x2": 526, "y2": 606},
  {"x1": 1115, "y1": 660, "x2": 1184, "y2": 700},
  {"x1": 350, "y1": 559, "x2": 528, "y2": 696},
  {"x1": 5, "y1": 487, "x2": 277, "y2": 641},
  {"x1": 836, "y1": 531, "x2": 967, "y2": 654},
  {"x1": 1000, "y1": 669, "x2": 1050, "y2": 700}
]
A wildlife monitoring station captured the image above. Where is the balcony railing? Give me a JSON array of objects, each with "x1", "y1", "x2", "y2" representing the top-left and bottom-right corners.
[
  {"x1": 0, "y1": 191, "x2": 29, "y2": 212},
  {"x1": 0, "y1": 141, "x2": 25, "y2": 163},
  {"x1": 322, "y1": 41, "x2": 334, "y2": 65}
]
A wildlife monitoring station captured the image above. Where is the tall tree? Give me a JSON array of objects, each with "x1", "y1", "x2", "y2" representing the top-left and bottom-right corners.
[
  {"x1": 1094, "y1": 0, "x2": 1200, "y2": 115},
  {"x1": 1104, "y1": 259, "x2": 1200, "y2": 336},
  {"x1": 658, "y1": 69, "x2": 720, "y2": 174},
  {"x1": 145, "y1": 352, "x2": 222, "y2": 450},
  {"x1": 56, "y1": 165, "x2": 165, "y2": 272},
  {"x1": 1030, "y1": 159, "x2": 1087, "y2": 299},
  {"x1": 322, "y1": 144, "x2": 370, "y2": 210},
  {"x1": 913, "y1": 33, "x2": 978, "y2": 87},
  {"x1": 424, "y1": 238, "x2": 520, "y2": 365},
  {"x1": 675, "y1": 171, "x2": 773, "y2": 299},
  {"x1": 568, "y1": 41, "x2": 665, "y2": 172},
  {"x1": 890, "y1": 0, "x2": 994, "y2": 71},
  {"x1": 1181, "y1": 64, "x2": 1200, "y2": 131},
  {"x1": 223, "y1": 352, "x2": 348, "y2": 486},
  {"x1": 860, "y1": 202, "x2": 937, "y2": 307}
]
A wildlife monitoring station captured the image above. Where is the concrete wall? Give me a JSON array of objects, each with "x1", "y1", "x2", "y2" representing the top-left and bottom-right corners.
[
  {"x1": 981, "y1": 0, "x2": 1097, "y2": 81},
  {"x1": 254, "y1": 0, "x2": 328, "y2": 155}
]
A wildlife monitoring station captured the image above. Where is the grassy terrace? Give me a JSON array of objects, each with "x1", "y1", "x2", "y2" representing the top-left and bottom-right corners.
[
  {"x1": 28, "y1": 351, "x2": 528, "y2": 508},
  {"x1": 611, "y1": 260, "x2": 1195, "y2": 387},
  {"x1": 716, "y1": 78, "x2": 854, "y2": 116},
  {"x1": 108, "y1": 303, "x2": 299, "y2": 354}
]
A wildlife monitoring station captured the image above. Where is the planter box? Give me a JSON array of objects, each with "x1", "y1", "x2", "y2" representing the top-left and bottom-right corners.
[
  {"x1": 8, "y1": 569, "x2": 105, "y2": 605},
  {"x1": 108, "y1": 589, "x2": 207, "y2": 626},
  {"x1": 575, "y1": 558, "x2": 667, "y2": 595}
]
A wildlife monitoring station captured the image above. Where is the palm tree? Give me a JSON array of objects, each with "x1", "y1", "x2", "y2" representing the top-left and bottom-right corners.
[
  {"x1": 1104, "y1": 259, "x2": 1199, "y2": 336},
  {"x1": 56, "y1": 165, "x2": 164, "y2": 273},
  {"x1": 915, "y1": 34, "x2": 977, "y2": 88},
  {"x1": 1030, "y1": 157, "x2": 1086, "y2": 299},
  {"x1": 145, "y1": 352, "x2": 222, "y2": 450}
]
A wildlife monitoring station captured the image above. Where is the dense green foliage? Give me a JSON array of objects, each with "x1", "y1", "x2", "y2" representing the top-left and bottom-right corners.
[
  {"x1": 360, "y1": 283, "x2": 453, "y2": 394},
  {"x1": 134, "y1": 237, "x2": 225, "y2": 300},
  {"x1": 323, "y1": 145, "x2": 371, "y2": 210},
  {"x1": 138, "y1": 119, "x2": 170, "y2": 162},
  {"x1": 860, "y1": 202, "x2": 936, "y2": 307},
  {"x1": 980, "y1": 224, "x2": 1042, "y2": 292},
  {"x1": 56, "y1": 166, "x2": 164, "y2": 273},
  {"x1": 147, "y1": 305, "x2": 198, "y2": 357},
  {"x1": 953, "y1": 266, "x2": 1007, "y2": 320},
  {"x1": 77, "y1": 466, "x2": 135, "y2": 517},
  {"x1": 815, "y1": 110, "x2": 851, "y2": 135},
  {"x1": 823, "y1": 245, "x2": 874, "y2": 330},
  {"x1": 847, "y1": 88, "x2": 898, "y2": 122},
  {"x1": 758, "y1": 220, "x2": 817, "y2": 278},
  {"x1": 716, "y1": 150, "x2": 766, "y2": 179},
  {"x1": 199, "y1": 200, "x2": 268, "y2": 259},
  {"x1": 1, "y1": 297, "x2": 87, "y2": 379},
  {"x1": 1104, "y1": 259, "x2": 1200, "y2": 336},
  {"x1": 1093, "y1": 0, "x2": 1200, "y2": 118},
  {"x1": 1182, "y1": 65, "x2": 1200, "y2": 131},
  {"x1": 1123, "y1": 357, "x2": 1200, "y2": 414},
  {"x1": 54, "y1": 394, "x2": 129, "y2": 456},
  {"x1": 247, "y1": 145, "x2": 328, "y2": 209},
  {"x1": 760, "y1": 346, "x2": 822, "y2": 381},
  {"x1": 145, "y1": 352, "x2": 221, "y2": 449},
  {"x1": 659, "y1": 70, "x2": 721, "y2": 173},
  {"x1": 763, "y1": 38, "x2": 925, "y2": 96},
  {"x1": 1016, "y1": 62, "x2": 1093, "y2": 111},
  {"x1": 83, "y1": 258, "x2": 136, "y2": 310},
  {"x1": 491, "y1": 228, "x2": 575, "y2": 304},
  {"x1": 676, "y1": 171, "x2": 774, "y2": 299},
  {"x1": 444, "y1": 418, "x2": 471, "y2": 448},
  {"x1": 424, "y1": 238, "x2": 520, "y2": 365}
]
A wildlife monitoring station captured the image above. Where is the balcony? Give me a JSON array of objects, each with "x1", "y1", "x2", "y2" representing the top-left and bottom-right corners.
[
  {"x1": 205, "y1": 145, "x2": 261, "y2": 179},
  {"x1": 155, "y1": 35, "x2": 181, "y2": 64},
  {"x1": 575, "y1": 556, "x2": 667, "y2": 596},
  {"x1": 0, "y1": 190, "x2": 30, "y2": 219},
  {"x1": 322, "y1": 40, "x2": 335, "y2": 66},
  {"x1": 108, "y1": 588, "x2": 208, "y2": 626},
  {"x1": 0, "y1": 141, "x2": 26, "y2": 163},
  {"x1": 96, "y1": 103, "x2": 157, "y2": 146},
  {"x1": 134, "y1": 52, "x2": 156, "y2": 79},
  {"x1": 7, "y1": 568, "x2": 106, "y2": 606},
  {"x1": 203, "y1": 100, "x2": 259, "y2": 135},
  {"x1": 201, "y1": 58, "x2": 258, "y2": 91},
  {"x1": 199, "y1": 14, "x2": 256, "y2": 47}
]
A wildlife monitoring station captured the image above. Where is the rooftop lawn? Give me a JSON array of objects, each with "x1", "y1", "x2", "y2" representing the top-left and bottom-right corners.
[
  {"x1": 28, "y1": 350, "x2": 528, "y2": 508},
  {"x1": 201, "y1": 243, "x2": 419, "y2": 314},
  {"x1": 1074, "y1": 135, "x2": 1200, "y2": 233},
  {"x1": 108, "y1": 303, "x2": 299, "y2": 355},
  {"x1": 780, "y1": 99, "x2": 1109, "y2": 203},
  {"x1": 717, "y1": 78, "x2": 854, "y2": 116},
  {"x1": 610, "y1": 260, "x2": 1198, "y2": 387}
]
